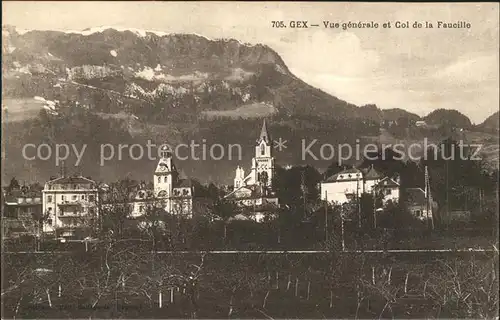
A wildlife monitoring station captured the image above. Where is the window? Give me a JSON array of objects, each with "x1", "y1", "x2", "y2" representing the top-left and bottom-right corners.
[
  {"x1": 81, "y1": 195, "x2": 85, "y2": 200},
  {"x1": 139, "y1": 206, "x2": 144, "y2": 213},
  {"x1": 260, "y1": 144, "x2": 265, "y2": 156},
  {"x1": 415, "y1": 210, "x2": 421, "y2": 217},
  {"x1": 61, "y1": 195, "x2": 66, "y2": 201},
  {"x1": 164, "y1": 176, "x2": 168, "y2": 183},
  {"x1": 158, "y1": 176, "x2": 161, "y2": 183},
  {"x1": 385, "y1": 189, "x2": 392, "y2": 195},
  {"x1": 47, "y1": 195, "x2": 53, "y2": 203},
  {"x1": 72, "y1": 195, "x2": 77, "y2": 201}
]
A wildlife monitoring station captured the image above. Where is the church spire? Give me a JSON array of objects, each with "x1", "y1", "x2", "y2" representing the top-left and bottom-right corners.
[{"x1": 258, "y1": 119, "x2": 270, "y2": 144}]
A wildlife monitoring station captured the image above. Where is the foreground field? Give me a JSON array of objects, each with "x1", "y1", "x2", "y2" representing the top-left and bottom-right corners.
[{"x1": 2, "y1": 248, "x2": 498, "y2": 319}]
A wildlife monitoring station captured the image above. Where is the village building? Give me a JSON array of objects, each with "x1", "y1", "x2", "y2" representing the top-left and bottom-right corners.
[
  {"x1": 320, "y1": 165, "x2": 386, "y2": 204},
  {"x1": 2, "y1": 186, "x2": 43, "y2": 238},
  {"x1": 415, "y1": 120, "x2": 427, "y2": 128},
  {"x1": 404, "y1": 187, "x2": 432, "y2": 220},
  {"x1": 225, "y1": 119, "x2": 279, "y2": 222},
  {"x1": 42, "y1": 175, "x2": 100, "y2": 237},
  {"x1": 374, "y1": 176, "x2": 401, "y2": 205}
]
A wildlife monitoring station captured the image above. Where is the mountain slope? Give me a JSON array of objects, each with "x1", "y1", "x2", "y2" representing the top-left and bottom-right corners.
[
  {"x1": 477, "y1": 111, "x2": 499, "y2": 132},
  {"x1": 2, "y1": 26, "x2": 495, "y2": 186},
  {"x1": 2, "y1": 26, "x2": 418, "y2": 121},
  {"x1": 424, "y1": 108, "x2": 473, "y2": 129}
]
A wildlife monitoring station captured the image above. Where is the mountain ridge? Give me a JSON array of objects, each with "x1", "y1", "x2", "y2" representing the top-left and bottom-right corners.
[
  {"x1": 2, "y1": 25, "x2": 497, "y2": 186},
  {"x1": 0, "y1": 25, "x2": 431, "y2": 123}
]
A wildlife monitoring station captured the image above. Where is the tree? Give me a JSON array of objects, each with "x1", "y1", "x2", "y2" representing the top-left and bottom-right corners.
[
  {"x1": 211, "y1": 199, "x2": 240, "y2": 243},
  {"x1": 423, "y1": 137, "x2": 496, "y2": 222},
  {"x1": 273, "y1": 165, "x2": 321, "y2": 213},
  {"x1": 99, "y1": 178, "x2": 138, "y2": 238},
  {"x1": 426, "y1": 258, "x2": 499, "y2": 318},
  {"x1": 138, "y1": 200, "x2": 168, "y2": 251},
  {"x1": 6, "y1": 177, "x2": 20, "y2": 194}
]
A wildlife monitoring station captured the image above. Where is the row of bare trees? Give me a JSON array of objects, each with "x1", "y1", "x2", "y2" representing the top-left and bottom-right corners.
[{"x1": 3, "y1": 243, "x2": 498, "y2": 319}]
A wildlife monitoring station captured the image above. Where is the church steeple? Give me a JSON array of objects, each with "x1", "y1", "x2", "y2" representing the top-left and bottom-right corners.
[
  {"x1": 257, "y1": 119, "x2": 271, "y2": 144},
  {"x1": 252, "y1": 119, "x2": 274, "y2": 187}
]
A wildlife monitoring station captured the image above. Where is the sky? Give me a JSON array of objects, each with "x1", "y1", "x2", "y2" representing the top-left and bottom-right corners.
[{"x1": 3, "y1": 2, "x2": 499, "y2": 123}]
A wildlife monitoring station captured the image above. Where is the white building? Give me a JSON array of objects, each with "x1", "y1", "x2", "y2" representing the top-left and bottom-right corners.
[
  {"x1": 320, "y1": 165, "x2": 385, "y2": 205},
  {"x1": 415, "y1": 120, "x2": 427, "y2": 128},
  {"x1": 42, "y1": 175, "x2": 100, "y2": 237},
  {"x1": 130, "y1": 146, "x2": 211, "y2": 218},
  {"x1": 225, "y1": 119, "x2": 279, "y2": 222},
  {"x1": 374, "y1": 176, "x2": 400, "y2": 205}
]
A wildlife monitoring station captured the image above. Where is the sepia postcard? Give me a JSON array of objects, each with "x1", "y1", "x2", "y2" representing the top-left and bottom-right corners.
[{"x1": 1, "y1": 2, "x2": 499, "y2": 319}]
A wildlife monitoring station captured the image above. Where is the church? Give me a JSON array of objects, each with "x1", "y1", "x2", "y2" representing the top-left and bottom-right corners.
[{"x1": 224, "y1": 119, "x2": 280, "y2": 222}]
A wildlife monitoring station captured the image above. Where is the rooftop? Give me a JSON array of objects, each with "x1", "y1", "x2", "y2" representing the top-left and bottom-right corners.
[
  {"x1": 324, "y1": 168, "x2": 362, "y2": 182},
  {"x1": 46, "y1": 176, "x2": 95, "y2": 185},
  {"x1": 375, "y1": 177, "x2": 400, "y2": 188}
]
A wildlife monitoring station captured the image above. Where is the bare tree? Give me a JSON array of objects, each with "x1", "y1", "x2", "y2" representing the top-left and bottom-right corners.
[{"x1": 426, "y1": 257, "x2": 499, "y2": 318}]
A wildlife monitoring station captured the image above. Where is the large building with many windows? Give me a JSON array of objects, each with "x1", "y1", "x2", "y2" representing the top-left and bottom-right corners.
[{"x1": 42, "y1": 176, "x2": 100, "y2": 237}]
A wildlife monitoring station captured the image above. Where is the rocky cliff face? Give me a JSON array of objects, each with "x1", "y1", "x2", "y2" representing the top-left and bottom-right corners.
[{"x1": 1, "y1": 26, "x2": 365, "y2": 121}]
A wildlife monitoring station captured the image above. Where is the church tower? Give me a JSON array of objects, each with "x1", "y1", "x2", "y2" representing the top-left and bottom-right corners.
[
  {"x1": 154, "y1": 145, "x2": 178, "y2": 198},
  {"x1": 252, "y1": 119, "x2": 274, "y2": 187}
]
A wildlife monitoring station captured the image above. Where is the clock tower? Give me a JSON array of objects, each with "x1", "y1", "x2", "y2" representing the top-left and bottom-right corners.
[
  {"x1": 154, "y1": 145, "x2": 178, "y2": 197},
  {"x1": 251, "y1": 119, "x2": 274, "y2": 187}
]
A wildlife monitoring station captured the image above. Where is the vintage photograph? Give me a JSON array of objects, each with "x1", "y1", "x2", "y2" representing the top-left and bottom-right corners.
[{"x1": 1, "y1": 2, "x2": 499, "y2": 319}]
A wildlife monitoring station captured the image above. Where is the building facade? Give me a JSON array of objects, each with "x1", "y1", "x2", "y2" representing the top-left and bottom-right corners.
[
  {"x1": 320, "y1": 165, "x2": 385, "y2": 205},
  {"x1": 374, "y1": 176, "x2": 400, "y2": 205},
  {"x1": 130, "y1": 146, "x2": 211, "y2": 218},
  {"x1": 2, "y1": 186, "x2": 43, "y2": 238},
  {"x1": 42, "y1": 176, "x2": 100, "y2": 237},
  {"x1": 225, "y1": 120, "x2": 279, "y2": 222}
]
